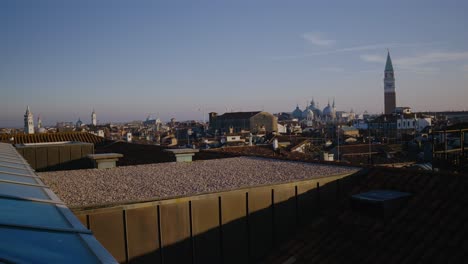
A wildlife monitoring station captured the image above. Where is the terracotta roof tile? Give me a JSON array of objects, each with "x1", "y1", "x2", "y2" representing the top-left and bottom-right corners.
[
  {"x1": 263, "y1": 168, "x2": 468, "y2": 263},
  {"x1": 0, "y1": 132, "x2": 105, "y2": 145}
]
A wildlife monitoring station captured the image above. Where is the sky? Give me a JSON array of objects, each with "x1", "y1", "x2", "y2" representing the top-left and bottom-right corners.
[{"x1": 2, "y1": 0, "x2": 468, "y2": 127}]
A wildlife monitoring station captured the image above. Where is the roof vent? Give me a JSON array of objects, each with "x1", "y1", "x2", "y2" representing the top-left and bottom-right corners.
[{"x1": 351, "y1": 190, "x2": 411, "y2": 218}]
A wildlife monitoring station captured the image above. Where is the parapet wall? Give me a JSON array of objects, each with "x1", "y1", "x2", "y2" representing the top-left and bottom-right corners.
[
  {"x1": 73, "y1": 170, "x2": 365, "y2": 264},
  {"x1": 15, "y1": 142, "x2": 94, "y2": 171}
]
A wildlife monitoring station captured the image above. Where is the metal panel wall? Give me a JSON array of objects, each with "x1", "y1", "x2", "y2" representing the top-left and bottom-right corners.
[
  {"x1": 220, "y1": 191, "x2": 248, "y2": 264},
  {"x1": 76, "y1": 214, "x2": 88, "y2": 228},
  {"x1": 89, "y1": 211, "x2": 127, "y2": 263},
  {"x1": 22, "y1": 148, "x2": 36, "y2": 169},
  {"x1": 59, "y1": 146, "x2": 71, "y2": 164},
  {"x1": 191, "y1": 197, "x2": 221, "y2": 264},
  {"x1": 126, "y1": 206, "x2": 160, "y2": 264},
  {"x1": 297, "y1": 180, "x2": 319, "y2": 223},
  {"x1": 248, "y1": 187, "x2": 273, "y2": 262},
  {"x1": 16, "y1": 144, "x2": 94, "y2": 171},
  {"x1": 46, "y1": 146, "x2": 60, "y2": 168},
  {"x1": 273, "y1": 185, "x2": 297, "y2": 245},
  {"x1": 159, "y1": 202, "x2": 191, "y2": 264},
  {"x1": 70, "y1": 145, "x2": 82, "y2": 160},
  {"x1": 35, "y1": 147, "x2": 48, "y2": 170},
  {"x1": 73, "y1": 172, "x2": 361, "y2": 264}
]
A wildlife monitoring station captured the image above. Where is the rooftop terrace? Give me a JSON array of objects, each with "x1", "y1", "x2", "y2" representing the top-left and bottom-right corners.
[{"x1": 39, "y1": 157, "x2": 360, "y2": 208}]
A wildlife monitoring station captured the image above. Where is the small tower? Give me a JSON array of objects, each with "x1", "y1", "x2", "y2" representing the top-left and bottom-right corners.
[
  {"x1": 24, "y1": 106, "x2": 34, "y2": 134},
  {"x1": 37, "y1": 115, "x2": 42, "y2": 129},
  {"x1": 91, "y1": 109, "x2": 97, "y2": 126},
  {"x1": 384, "y1": 50, "x2": 396, "y2": 114}
]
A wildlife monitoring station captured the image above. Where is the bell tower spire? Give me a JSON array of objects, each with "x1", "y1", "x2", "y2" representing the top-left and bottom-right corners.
[{"x1": 384, "y1": 50, "x2": 396, "y2": 114}]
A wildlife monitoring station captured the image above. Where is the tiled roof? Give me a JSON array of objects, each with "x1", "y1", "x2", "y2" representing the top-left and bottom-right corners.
[
  {"x1": 0, "y1": 132, "x2": 105, "y2": 145},
  {"x1": 217, "y1": 111, "x2": 262, "y2": 120},
  {"x1": 263, "y1": 168, "x2": 468, "y2": 263},
  {"x1": 335, "y1": 144, "x2": 393, "y2": 155}
]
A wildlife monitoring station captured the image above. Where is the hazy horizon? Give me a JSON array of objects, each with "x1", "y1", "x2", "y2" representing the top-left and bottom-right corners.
[{"x1": 2, "y1": 0, "x2": 468, "y2": 127}]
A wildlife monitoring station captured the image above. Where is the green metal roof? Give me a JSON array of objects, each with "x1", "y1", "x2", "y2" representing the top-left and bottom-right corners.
[{"x1": 385, "y1": 51, "x2": 394, "y2": 72}]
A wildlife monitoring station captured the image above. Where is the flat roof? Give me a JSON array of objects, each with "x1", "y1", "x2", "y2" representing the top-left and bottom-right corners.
[
  {"x1": 39, "y1": 157, "x2": 360, "y2": 208},
  {"x1": 0, "y1": 143, "x2": 116, "y2": 263}
]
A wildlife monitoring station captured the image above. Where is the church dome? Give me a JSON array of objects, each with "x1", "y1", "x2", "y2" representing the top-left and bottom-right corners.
[
  {"x1": 323, "y1": 104, "x2": 332, "y2": 116},
  {"x1": 292, "y1": 105, "x2": 302, "y2": 119},
  {"x1": 307, "y1": 100, "x2": 322, "y2": 117},
  {"x1": 302, "y1": 108, "x2": 314, "y2": 119}
]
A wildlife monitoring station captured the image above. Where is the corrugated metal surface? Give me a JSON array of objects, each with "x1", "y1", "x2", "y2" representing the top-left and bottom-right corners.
[{"x1": 0, "y1": 143, "x2": 116, "y2": 264}]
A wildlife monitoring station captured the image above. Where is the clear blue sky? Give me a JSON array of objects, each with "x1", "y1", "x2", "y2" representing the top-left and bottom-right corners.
[{"x1": 2, "y1": 0, "x2": 468, "y2": 127}]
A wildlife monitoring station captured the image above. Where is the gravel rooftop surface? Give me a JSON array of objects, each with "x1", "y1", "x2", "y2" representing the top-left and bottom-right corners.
[{"x1": 39, "y1": 157, "x2": 360, "y2": 208}]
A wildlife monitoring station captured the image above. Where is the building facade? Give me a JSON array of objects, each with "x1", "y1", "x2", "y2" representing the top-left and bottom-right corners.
[{"x1": 209, "y1": 111, "x2": 278, "y2": 134}]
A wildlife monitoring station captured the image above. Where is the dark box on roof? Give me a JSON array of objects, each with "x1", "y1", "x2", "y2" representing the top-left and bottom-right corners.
[{"x1": 351, "y1": 190, "x2": 411, "y2": 218}]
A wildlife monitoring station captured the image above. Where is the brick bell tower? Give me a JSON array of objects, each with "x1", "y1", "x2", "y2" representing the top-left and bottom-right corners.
[{"x1": 384, "y1": 50, "x2": 396, "y2": 114}]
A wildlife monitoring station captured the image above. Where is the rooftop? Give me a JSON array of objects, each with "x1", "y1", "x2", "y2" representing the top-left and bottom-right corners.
[
  {"x1": 263, "y1": 168, "x2": 468, "y2": 263},
  {"x1": 0, "y1": 132, "x2": 105, "y2": 145},
  {"x1": 39, "y1": 157, "x2": 360, "y2": 208},
  {"x1": 217, "y1": 111, "x2": 262, "y2": 120}
]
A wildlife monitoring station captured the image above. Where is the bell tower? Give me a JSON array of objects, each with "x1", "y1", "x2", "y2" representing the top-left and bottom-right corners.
[
  {"x1": 91, "y1": 109, "x2": 97, "y2": 126},
  {"x1": 24, "y1": 106, "x2": 34, "y2": 134},
  {"x1": 384, "y1": 50, "x2": 396, "y2": 114}
]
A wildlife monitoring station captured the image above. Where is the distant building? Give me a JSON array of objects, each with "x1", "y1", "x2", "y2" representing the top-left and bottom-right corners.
[
  {"x1": 322, "y1": 99, "x2": 337, "y2": 123},
  {"x1": 395, "y1": 107, "x2": 411, "y2": 115},
  {"x1": 338, "y1": 125, "x2": 360, "y2": 138},
  {"x1": 369, "y1": 108, "x2": 432, "y2": 142},
  {"x1": 91, "y1": 109, "x2": 97, "y2": 126},
  {"x1": 384, "y1": 51, "x2": 396, "y2": 114},
  {"x1": 37, "y1": 115, "x2": 42, "y2": 129},
  {"x1": 76, "y1": 118, "x2": 83, "y2": 128},
  {"x1": 288, "y1": 98, "x2": 355, "y2": 125},
  {"x1": 89, "y1": 129, "x2": 105, "y2": 138},
  {"x1": 24, "y1": 106, "x2": 34, "y2": 134},
  {"x1": 209, "y1": 111, "x2": 278, "y2": 134}
]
